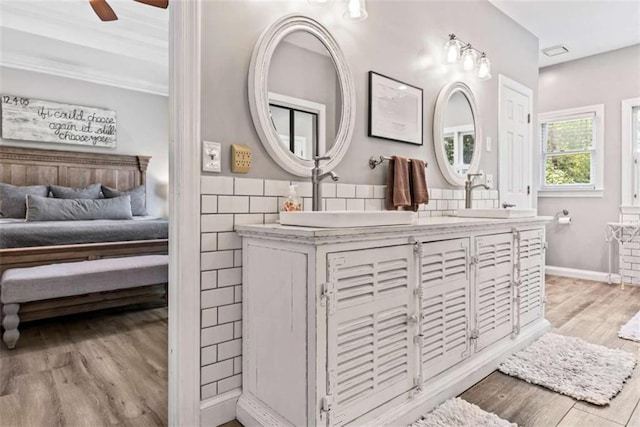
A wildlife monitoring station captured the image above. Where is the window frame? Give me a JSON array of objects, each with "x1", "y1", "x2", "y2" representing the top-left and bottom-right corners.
[
  {"x1": 538, "y1": 104, "x2": 605, "y2": 198},
  {"x1": 621, "y1": 97, "x2": 640, "y2": 208}
]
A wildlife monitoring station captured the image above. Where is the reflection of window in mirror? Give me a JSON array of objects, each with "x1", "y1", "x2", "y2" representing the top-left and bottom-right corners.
[
  {"x1": 443, "y1": 125, "x2": 475, "y2": 175},
  {"x1": 268, "y1": 92, "x2": 326, "y2": 160}
]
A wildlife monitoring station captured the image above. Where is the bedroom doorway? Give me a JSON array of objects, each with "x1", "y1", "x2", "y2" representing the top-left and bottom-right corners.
[{"x1": 0, "y1": 1, "x2": 173, "y2": 425}]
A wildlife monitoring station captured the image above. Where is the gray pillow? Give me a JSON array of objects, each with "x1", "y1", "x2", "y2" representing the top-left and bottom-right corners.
[
  {"x1": 50, "y1": 183, "x2": 102, "y2": 199},
  {"x1": 0, "y1": 183, "x2": 49, "y2": 218},
  {"x1": 25, "y1": 195, "x2": 133, "y2": 221},
  {"x1": 101, "y1": 185, "x2": 147, "y2": 216}
]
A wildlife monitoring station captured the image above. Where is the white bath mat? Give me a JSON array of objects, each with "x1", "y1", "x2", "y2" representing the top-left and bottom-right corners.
[
  {"x1": 498, "y1": 333, "x2": 636, "y2": 405},
  {"x1": 409, "y1": 398, "x2": 516, "y2": 427},
  {"x1": 619, "y1": 310, "x2": 640, "y2": 342}
]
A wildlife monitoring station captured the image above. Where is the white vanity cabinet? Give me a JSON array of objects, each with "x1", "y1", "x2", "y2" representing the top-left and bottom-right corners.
[{"x1": 236, "y1": 217, "x2": 551, "y2": 427}]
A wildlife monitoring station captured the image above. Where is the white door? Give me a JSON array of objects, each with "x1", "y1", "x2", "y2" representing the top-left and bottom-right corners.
[{"x1": 499, "y1": 75, "x2": 533, "y2": 209}]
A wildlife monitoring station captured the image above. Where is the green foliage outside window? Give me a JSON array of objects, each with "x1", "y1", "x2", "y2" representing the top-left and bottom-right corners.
[{"x1": 543, "y1": 118, "x2": 593, "y2": 185}]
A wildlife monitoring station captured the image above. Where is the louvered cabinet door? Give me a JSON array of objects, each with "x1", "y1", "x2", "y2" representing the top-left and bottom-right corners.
[
  {"x1": 518, "y1": 229, "x2": 544, "y2": 326},
  {"x1": 419, "y1": 238, "x2": 471, "y2": 381},
  {"x1": 326, "y1": 245, "x2": 416, "y2": 427},
  {"x1": 475, "y1": 233, "x2": 514, "y2": 351}
]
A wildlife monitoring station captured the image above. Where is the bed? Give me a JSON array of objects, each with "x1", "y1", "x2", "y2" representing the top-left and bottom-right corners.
[{"x1": 0, "y1": 146, "x2": 169, "y2": 322}]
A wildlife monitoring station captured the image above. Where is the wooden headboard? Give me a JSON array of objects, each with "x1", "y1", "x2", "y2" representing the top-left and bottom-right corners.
[{"x1": 0, "y1": 146, "x2": 150, "y2": 190}]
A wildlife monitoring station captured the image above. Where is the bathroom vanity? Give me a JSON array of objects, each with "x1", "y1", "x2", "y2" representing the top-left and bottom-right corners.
[{"x1": 236, "y1": 216, "x2": 552, "y2": 426}]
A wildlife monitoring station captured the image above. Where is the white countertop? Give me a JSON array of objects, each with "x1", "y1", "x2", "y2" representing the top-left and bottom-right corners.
[{"x1": 236, "y1": 215, "x2": 553, "y2": 243}]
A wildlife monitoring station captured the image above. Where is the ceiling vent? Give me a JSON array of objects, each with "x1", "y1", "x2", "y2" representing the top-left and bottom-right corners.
[{"x1": 542, "y1": 45, "x2": 569, "y2": 57}]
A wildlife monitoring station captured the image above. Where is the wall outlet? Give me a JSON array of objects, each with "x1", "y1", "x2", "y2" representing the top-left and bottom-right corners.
[
  {"x1": 485, "y1": 173, "x2": 494, "y2": 188},
  {"x1": 231, "y1": 144, "x2": 252, "y2": 173},
  {"x1": 202, "y1": 141, "x2": 221, "y2": 173},
  {"x1": 486, "y1": 136, "x2": 492, "y2": 152}
]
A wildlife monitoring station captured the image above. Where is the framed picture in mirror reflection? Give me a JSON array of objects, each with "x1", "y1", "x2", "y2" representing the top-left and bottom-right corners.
[{"x1": 368, "y1": 71, "x2": 423, "y2": 145}]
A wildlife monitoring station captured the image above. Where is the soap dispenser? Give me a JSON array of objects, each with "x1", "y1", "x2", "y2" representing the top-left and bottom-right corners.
[{"x1": 282, "y1": 185, "x2": 302, "y2": 212}]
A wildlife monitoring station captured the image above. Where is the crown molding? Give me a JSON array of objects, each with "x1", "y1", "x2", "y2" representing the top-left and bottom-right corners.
[{"x1": 1, "y1": 52, "x2": 168, "y2": 97}]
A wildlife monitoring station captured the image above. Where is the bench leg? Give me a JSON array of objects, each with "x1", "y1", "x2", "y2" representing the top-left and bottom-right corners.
[{"x1": 2, "y1": 304, "x2": 20, "y2": 350}]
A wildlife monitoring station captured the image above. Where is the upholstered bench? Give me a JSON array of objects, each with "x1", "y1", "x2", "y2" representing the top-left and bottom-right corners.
[{"x1": 0, "y1": 254, "x2": 168, "y2": 349}]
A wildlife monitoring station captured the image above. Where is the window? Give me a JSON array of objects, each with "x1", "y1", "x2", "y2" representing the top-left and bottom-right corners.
[
  {"x1": 621, "y1": 98, "x2": 640, "y2": 207},
  {"x1": 443, "y1": 125, "x2": 475, "y2": 175},
  {"x1": 538, "y1": 104, "x2": 604, "y2": 197}
]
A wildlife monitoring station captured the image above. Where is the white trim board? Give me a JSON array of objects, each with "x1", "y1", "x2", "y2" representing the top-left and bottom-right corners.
[
  {"x1": 168, "y1": 0, "x2": 202, "y2": 425},
  {"x1": 621, "y1": 97, "x2": 640, "y2": 207},
  {"x1": 1, "y1": 52, "x2": 168, "y2": 97},
  {"x1": 200, "y1": 390, "x2": 241, "y2": 426},
  {"x1": 546, "y1": 265, "x2": 621, "y2": 284}
]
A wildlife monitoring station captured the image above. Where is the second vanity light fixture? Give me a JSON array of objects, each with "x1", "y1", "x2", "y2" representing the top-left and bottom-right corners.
[
  {"x1": 308, "y1": 0, "x2": 368, "y2": 21},
  {"x1": 444, "y1": 34, "x2": 492, "y2": 80}
]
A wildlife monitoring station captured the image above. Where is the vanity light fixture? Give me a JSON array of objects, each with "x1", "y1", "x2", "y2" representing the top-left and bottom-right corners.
[
  {"x1": 461, "y1": 45, "x2": 476, "y2": 71},
  {"x1": 344, "y1": 0, "x2": 368, "y2": 21},
  {"x1": 443, "y1": 34, "x2": 462, "y2": 63},
  {"x1": 443, "y1": 34, "x2": 492, "y2": 80},
  {"x1": 477, "y1": 53, "x2": 491, "y2": 80}
]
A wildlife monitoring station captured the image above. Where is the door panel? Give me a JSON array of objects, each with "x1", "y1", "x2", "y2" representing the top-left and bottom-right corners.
[
  {"x1": 500, "y1": 77, "x2": 532, "y2": 208},
  {"x1": 475, "y1": 233, "x2": 514, "y2": 350},
  {"x1": 419, "y1": 238, "x2": 471, "y2": 380},
  {"x1": 326, "y1": 245, "x2": 416, "y2": 426}
]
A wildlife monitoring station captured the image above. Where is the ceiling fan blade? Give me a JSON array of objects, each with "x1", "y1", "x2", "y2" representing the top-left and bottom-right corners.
[
  {"x1": 134, "y1": 0, "x2": 169, "y2": 9},
  {"x1": 90, "y1": 0, "x2": 118, "y2": 21}
]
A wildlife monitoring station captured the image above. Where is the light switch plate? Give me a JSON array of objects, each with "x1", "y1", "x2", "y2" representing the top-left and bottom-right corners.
[
  {"x1": 202, "y1": 141, "x2": 221, "y2": 173},
  {"x1": 486, "y1": 136, "x2": 492, "y2": 152},
  {"x1": 485, "y1": 173, "x2": 494, "y2": 188}
]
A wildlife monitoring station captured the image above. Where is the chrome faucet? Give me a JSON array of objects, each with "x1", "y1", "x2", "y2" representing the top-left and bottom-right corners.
[
  {"x1": 312, "y1": 155, "x2": 339, "y2": 211},
  {"x1": 465, "y1": 173, "x2": 490, "y2": 209}
]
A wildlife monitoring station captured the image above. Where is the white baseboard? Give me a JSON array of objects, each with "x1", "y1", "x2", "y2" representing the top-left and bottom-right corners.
[
  {"x1": 546, "y1": 265, "x2": 621, "y2": 284},
  {"x1": 200, "y1": 389, "x2": 241, "y2": 426}
]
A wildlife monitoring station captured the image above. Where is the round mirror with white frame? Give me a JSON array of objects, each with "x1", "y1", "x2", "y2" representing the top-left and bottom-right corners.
[
  {"x1": 248, "y1": 14, "x2": 356, "y2": 177},
  {"x1": 433, "y1": 81, "x2": 482, "y2": 186}
]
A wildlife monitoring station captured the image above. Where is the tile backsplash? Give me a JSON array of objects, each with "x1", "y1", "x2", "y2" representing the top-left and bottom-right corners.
[{"x1": 198, "y1": 176, "x2": 499, "y2": 400}]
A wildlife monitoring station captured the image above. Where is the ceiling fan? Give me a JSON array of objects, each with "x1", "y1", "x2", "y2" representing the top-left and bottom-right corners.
[{"x1": 89, "y1": 0, "x2": 168, "y2": 22}]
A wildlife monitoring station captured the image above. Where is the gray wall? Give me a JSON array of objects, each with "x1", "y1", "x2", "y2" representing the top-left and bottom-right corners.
[
  {"x1": 0, "y1": 67, "x2": 169, "y2": 216},
  {"x1": 538, "y1": 44, "x2": 640, "y2": 272},
  {"x1": 201, "y1": 0, "x2": 539, "y2": 188}
]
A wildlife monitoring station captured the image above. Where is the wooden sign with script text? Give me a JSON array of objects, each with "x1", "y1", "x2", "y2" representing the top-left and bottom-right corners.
[{"x1": 1, "y1": 95, "x2": 117, "y2": 148}]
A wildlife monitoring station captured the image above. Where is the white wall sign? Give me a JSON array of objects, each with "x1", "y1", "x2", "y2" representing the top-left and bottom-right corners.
[{"x1": 1, "y1": 95, "x2": 117, "y2": 148}]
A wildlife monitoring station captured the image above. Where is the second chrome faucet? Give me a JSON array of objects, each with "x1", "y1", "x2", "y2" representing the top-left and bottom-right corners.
[
  {"x1": 312, "y1": 155, "x2": 339, "y2": 211},
  {"x1": 465, "y1": 173, "x2": 490, "y2": 209}
]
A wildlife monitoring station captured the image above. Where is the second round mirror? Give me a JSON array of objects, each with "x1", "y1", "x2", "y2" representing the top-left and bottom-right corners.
[{"x1": 433, "y1": 82, "x2": 482, "y2": 186}]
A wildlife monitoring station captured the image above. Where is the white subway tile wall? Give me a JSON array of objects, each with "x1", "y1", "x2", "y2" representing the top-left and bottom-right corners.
[
  {"x1": 199, "y1": 176, "x2": 499, "y2": 400},
  {"x1": 618, "y1": 212, "x2": 640, "y2": 285}
]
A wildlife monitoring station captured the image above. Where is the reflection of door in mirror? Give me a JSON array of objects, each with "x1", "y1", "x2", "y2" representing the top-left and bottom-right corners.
[
  {"x1": 269, "y1": 94, "x2": 323, "y2": 159},
  {"x1": 267, "y1": 31, "x2": 342, "y2": 160},
  {"x1": 443, "y1": 92, "x2": 475, "y2": 176}
]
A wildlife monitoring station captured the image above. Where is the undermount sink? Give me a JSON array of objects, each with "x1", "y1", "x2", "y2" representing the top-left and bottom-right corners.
[
  {"x1": 279, "y1": 210, "x2": 417, "y2": 228},
  {"x1": 454, "y1": 208, "x2": 537, "y2": 219}
]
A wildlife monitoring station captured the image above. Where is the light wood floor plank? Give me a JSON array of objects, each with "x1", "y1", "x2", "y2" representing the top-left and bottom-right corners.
[
  {"x1": 0, "y1": 306, "x2": 167, "y2": 427},
  {"x1": 557, "y1": 407, "x2": 623, "y2": 427}
]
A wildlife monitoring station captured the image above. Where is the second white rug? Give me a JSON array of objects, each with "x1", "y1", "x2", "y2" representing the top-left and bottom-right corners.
[
  {"x1": 410, "y1": 398, "x2": 515, "y2": 427},
  {"x1": 498, "y1": 333, "x2": 636, "y2": 405},
  {"x1": 619, "y1": 310, "x2": 640, "y2": 342}
]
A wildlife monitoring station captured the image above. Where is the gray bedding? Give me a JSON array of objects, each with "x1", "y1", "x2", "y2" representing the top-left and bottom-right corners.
[{"x1": 0, "y1": 218, "x2": 168, "y2": 249}]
